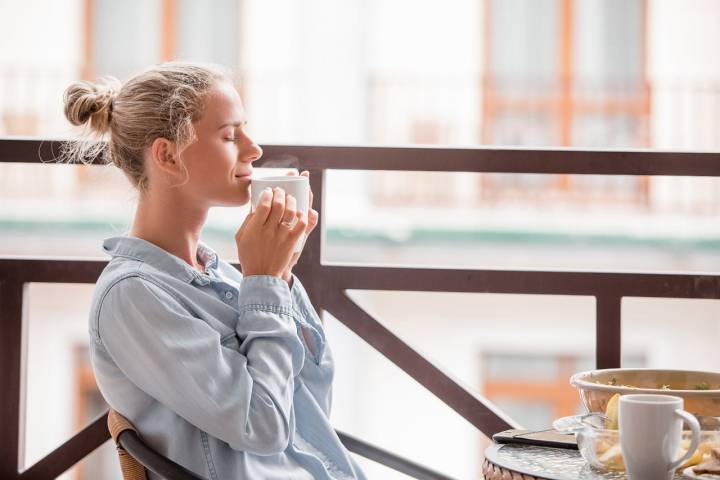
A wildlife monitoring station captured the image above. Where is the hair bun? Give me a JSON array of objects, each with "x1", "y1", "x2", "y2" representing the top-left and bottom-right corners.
[{"x1": 63, "y1": 77, "x2": 121, "y2": 134}]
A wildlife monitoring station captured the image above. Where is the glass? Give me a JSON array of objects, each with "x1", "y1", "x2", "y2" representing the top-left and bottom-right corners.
[
  {"x1": 92, "y1": 0, "x2": 161, "y2": 80},
  {"x1": 489, "y1": 0, "x2": 560, "y2": 90},
  {"x1": 571, "y1": 114, "x2": 644, "y2": 148},
  {"x1": 493, "y1": 398, "x2": 555, "y2": 431},
  {"x1": 176, "y1": 0, "x2": 239, "y2": 67},
  {"x1": 485, "y1": 355, "x2": 560, "y2": 382},
  {"x1": 490, "y1": 111, "x2": 558, "y2": 146},
  {"x1": 572, "y1": 0, "x2": 643, "y2": 85}
]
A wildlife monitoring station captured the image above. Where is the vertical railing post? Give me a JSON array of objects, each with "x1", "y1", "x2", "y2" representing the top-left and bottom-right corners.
[
  {"x1": 0, "y1": 280, "x2": 25, "y2": 479},
  {"x1": 596, "y1": 294, "x2": 622, "y2": 369}
]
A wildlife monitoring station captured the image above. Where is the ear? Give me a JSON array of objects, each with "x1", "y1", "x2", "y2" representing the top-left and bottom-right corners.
[{"x1": 148, "y1": 137, "x2": 182, "y2": 178}]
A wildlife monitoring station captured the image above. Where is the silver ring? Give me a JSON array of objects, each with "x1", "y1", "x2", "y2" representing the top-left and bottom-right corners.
[{"x1": 280, "y1": 220, "x2": 294, "y2": 228}]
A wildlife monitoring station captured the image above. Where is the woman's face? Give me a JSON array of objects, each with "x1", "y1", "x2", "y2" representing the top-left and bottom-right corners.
[{"x1": 176, "y1": 80, "x2": 262, "y2": 207}]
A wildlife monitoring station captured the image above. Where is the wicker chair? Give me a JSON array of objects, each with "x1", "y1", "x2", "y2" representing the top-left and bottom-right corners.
[
  {"x1": 107, "y1": 409, "x2": 457, "y2": 480},
  {"x1": 107, "y1": 409, "x2": 206, "y2": 480}
]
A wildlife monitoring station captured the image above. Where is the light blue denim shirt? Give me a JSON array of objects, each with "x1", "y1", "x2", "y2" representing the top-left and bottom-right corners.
[{"x1": 89, "y1": 236, "x2": 366, "y2": 480}]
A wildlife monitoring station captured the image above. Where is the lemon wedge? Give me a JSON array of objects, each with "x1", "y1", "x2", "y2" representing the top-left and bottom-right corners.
[{"x1": 605, "y1": 393, "x2": 620, "y2": 430}]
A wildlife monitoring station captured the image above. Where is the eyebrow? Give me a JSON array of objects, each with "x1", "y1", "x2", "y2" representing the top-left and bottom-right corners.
[{"x1": 217, "y1": 120, "x2": 248, "y2": 130}]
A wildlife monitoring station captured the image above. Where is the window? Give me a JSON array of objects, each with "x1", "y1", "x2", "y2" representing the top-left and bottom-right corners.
[
  {"x1": 482, "y1": 352, "x2": 645, "y2": 430},
  {"x1": 482, "y1": 0, "x2": 650, "y2": 203}
]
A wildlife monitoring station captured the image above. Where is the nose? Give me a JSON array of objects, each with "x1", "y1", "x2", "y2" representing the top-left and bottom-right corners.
[{"x1": 242, "y1": 139, "x2": 262, "y2": 164}]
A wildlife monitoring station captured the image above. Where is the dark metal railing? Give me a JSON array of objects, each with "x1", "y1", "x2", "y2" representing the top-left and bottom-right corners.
[{"x1": 2, "y1": 138, "x2": 720, "y2": 479}]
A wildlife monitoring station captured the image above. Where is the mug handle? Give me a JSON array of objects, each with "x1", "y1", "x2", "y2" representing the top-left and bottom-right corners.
[{"x1": 668, "y1": 409, "x2": 701, "y2": 471}]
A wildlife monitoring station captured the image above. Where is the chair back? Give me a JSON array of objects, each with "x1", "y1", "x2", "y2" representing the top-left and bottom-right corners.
[{"x1": 107, "y1": 409, "x2": 148, "y2": 480}]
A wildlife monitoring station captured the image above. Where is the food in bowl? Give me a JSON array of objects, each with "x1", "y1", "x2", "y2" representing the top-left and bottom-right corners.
[
  {"x1": 554, "y1": 412, "x2": 720, "y2": 472},
  {"x1": 578, "y1": 428, "x2": 717, "y2": 472},
  {"x1": 693, "y1": 447, "x2": 720, "y2": 476},
  {"x1": 570, "y1": 369, "x2": 720, "y2": 419},
  {"x1": 563, "y1": 369, "x2": 720, "y2": 473}
]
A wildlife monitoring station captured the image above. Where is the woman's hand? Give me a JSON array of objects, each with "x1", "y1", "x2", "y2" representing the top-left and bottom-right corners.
[
  {"x1": 235, "y1": 186, "x2": 308, "y2": 278},
  {"x1": 281, "y1": 170, "x2": 319, "y2": 282}
]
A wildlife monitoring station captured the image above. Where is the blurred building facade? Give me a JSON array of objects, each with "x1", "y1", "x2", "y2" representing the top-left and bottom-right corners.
[{"x1": 2, "y1": 1, "x2": 720, "y2": 479}]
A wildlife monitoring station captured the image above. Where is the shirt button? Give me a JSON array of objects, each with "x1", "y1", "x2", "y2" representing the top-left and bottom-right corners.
[{"x1": 224, "y1": 291, "x2": 234, "y2": 300}]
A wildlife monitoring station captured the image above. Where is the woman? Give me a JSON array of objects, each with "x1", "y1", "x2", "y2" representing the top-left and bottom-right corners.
[{"x1": 64, "y1": 62, "x2": 365, "y2": 479}]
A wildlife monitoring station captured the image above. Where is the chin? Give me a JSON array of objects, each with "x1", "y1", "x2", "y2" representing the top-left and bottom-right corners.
[
  {"x1": 234, "y1": 193, "x2": 252, "y2": 206},
  {"x1": 221, "y1": 198, "x2": 250, "y2": 207},
  {"x1": 208, "y1": 193, "x2": 250, "y2": 208}
]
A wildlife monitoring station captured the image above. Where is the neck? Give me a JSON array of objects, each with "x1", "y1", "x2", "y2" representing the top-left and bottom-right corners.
[{"x1": 129, "y1": 188, "x2": 208, "y2": 272}]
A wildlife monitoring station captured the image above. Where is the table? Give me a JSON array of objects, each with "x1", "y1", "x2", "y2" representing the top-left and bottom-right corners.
[{"x1": 483, "y1": 443, "x2": 687, "y2": 479}]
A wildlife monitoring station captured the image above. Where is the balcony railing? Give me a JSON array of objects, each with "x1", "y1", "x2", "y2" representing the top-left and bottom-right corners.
[{"x1": 2, "y1": 138, "x2": 720, "y2": 479}]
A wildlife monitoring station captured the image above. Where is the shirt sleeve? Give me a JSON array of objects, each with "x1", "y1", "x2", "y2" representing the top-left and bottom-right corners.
[
  {"x1": 96, "y1": 274, "x2": 304, "y2": 456},
  {"x1": 289, "y1": 274, "x2": 335, "y2": 416}
]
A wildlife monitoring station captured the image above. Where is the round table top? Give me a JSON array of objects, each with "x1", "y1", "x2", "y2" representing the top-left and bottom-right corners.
[{"x1": 484, "y1": 443, "x2": 687, "y2": 480}]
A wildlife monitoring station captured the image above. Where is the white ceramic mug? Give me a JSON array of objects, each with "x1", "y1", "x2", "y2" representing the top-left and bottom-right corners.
[
  {"x1": 619, "y1": 394, "x2": 700, "y2": 480},
  {"x1": 250, "y1": 176, "x2": 309, "y2": 252}
]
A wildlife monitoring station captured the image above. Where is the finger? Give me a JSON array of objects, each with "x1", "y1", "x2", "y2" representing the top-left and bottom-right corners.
[
  {"x1": 306, "y1": 208, "x2": 318, "y2": 233},
  {"x1": 280, "y1": 194, "x2": 297, "y2": 226},
  {"x1": 251, "y1": 188, "x2": 273, "y2": 225},
  {"x1": 286, "y1": 168, "x2": 299, "y2": 176},
  {"x1": 266, "y1": 187, "x2": 286, "y2": 225},
  {"x1": 290, "y1": 210, "x2": 308, "y2": 238}
]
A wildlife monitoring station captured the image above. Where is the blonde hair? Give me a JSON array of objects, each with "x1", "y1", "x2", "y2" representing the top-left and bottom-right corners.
[{"x1": 62, "y1": 61, "x2": 231, "y2": 191}]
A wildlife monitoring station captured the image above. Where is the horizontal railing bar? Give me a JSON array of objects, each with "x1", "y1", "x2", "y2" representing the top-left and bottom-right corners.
[
  {"x1": 317, "y1": 264, "x2": 720, "y2": 299},
  {"x1": 3, "y1": 138, "x2": 720, "y2": 176},
  {"x1": 0, "y1": 258, "x2": 106, "y2": 283},
  {"x1": 324, "y1": 290, "x2": 517, "y2": 437},
  {"x1": 2, "y1": 258, "x2": 719, "y2": 300},
  {"x1": 337, "y1": 430, "x2": 458, "y2": 480},
  {"x1": 18, "y1": 413, "x2": 109, "y2": 480},
  {"x1": 263, "y1": 145, "x2": 720, "y2": 176}
]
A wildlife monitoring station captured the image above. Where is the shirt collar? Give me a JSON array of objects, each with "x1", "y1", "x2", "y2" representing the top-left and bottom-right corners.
[
  {"x1": 102, "y1": 235, "x2": 220, "y2": 284},
  {"x1": 196, "y1": 242, "x2": 219, "y2": 272}
]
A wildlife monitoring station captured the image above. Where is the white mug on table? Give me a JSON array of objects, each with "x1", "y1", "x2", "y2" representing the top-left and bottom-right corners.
[
  {"x1": 250, "y1": 175, "x2": 309, "y2": 253},
  {"x1": 619, "y1": 394, "x2": 700, "y2": 480}
]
